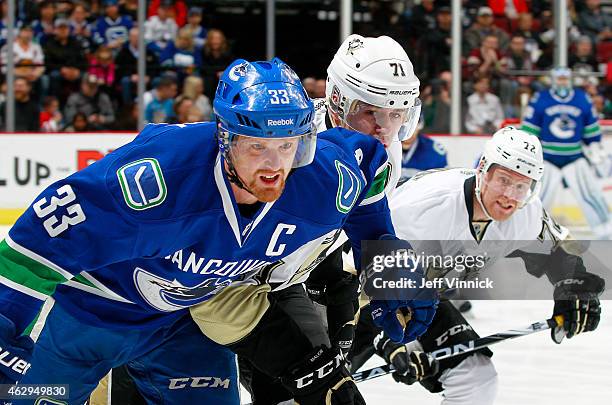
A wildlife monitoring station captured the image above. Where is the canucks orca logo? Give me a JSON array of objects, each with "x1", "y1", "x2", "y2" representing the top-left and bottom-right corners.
[
  {"x1": 335, "y1": 160, "x2": 362, "y2": 213},
  {"x1": 34, "y1": 398, "x2": 67, "y2": 405},
  {"x1": 549, "y1": 114, "x2": 576, "y2": 139},
  {"x1": 117, "y1": 158, "x2": 167, "y2": 210},
  {"x1": 134, "y1": 268, "x2": 232, "y2": 312},
  {"x1": 229, "y1": 61, "x2": 249, "y2": 81}
]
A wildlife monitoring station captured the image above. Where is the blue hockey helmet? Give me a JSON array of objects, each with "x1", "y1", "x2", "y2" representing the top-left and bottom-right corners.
[
  {"x1": 214, "y1": 58, "x2": 316, "y2": 169},
  {"x1": 550, "y1": 67, "x2": 573, "y2": 99}
]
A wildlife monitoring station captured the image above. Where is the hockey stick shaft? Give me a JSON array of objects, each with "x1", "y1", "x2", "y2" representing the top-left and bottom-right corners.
[{"x1": 352, "y1": 315, "x2": 563, "y2": 383}]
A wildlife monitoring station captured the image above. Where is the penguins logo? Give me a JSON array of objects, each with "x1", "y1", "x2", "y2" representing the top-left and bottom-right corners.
[{"x1": 346, "y1": 38, "x2": 364, "y2": 55}]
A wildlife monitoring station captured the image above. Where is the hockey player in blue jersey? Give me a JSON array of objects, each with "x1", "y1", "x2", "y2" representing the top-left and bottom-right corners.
[
  {"x1": 400, "y1": 123, "x2": 448, "y2": 180},
  {"x1": 521, "y1": 67, "x2": 610, "y2": 238},
  {"x1": 0, "y1": 57, "x2": 436, "y2": 404}
]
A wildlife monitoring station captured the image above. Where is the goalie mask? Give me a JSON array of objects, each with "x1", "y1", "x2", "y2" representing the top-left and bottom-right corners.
[
  {"x1": 475, "y1": 127, "x2": 544, "y2": 219},
  {"x1": 326, "y1": 35, "x2": 421, "y2": 147},
  {"x1": 550, "y1": 67, "x2": 573, "y2": 100}
]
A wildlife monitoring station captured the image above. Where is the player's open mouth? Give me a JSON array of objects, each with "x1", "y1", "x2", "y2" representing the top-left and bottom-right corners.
[
  {"x1": 497, "y1": 201, "x2": 514, "y2": 211},
  {"x1": 259, "y1": 174, "x2": 280, "y2": 185}
]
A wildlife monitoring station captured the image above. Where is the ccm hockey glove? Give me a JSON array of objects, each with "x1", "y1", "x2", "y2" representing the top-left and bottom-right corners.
[
  {"x1": 374, "y1": 331, "x2": 438, "y2": 385},
  {"x1": 280, "y1": 345, "x2": 365, "y2": 405},
  {"x1": 0, "y1": 314, "x2": 34, "y2": 383},
  {"x1": 551, "y1": 272, "x2": 605, "y2": 343},
  {"x1": 364, "y1": 236, "x2": 438, "y2": 344}
]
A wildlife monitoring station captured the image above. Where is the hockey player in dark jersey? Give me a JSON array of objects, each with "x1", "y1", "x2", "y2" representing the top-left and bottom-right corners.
[{"x1": 0, "y1": 58, "x2": 437, "y2": 404}]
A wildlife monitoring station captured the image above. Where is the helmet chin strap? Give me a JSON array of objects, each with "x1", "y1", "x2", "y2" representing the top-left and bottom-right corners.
[
  {"x1": 223, "y1": 154, "x2": 257, "y2": 196},
  {"x1": 474, "y1": 170, "x2": 495, "y2": 221}
]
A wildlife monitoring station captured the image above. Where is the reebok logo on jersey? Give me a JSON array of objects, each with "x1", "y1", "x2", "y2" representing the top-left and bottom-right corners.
[{"x1": 267, "y1": 118, "x2": 294, "y2": 126}]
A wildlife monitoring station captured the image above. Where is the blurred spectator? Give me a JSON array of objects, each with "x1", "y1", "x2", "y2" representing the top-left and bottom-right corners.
[
  {"x1": 407, "y1": 0, "x2": 437, "y2": 41},
  {"x1": 92, "y1": 0, "x2": 133, "y2": 51},
  {"x1": 56, "y1": 0, "x2": 74, "y2": 16},
  {"x1": 0, "y1": 1, "x2": 23, "y2": 48},
  {"x1": 513, "y1": 13, "x2": 540, "y2": 62},
  {"x1": 43, "y1": 18, "x2": 87, "y2": 104},
  {"x1": 88, "y1": 44, "x2": 115, "y2": 91},
  {"x1": 201, "y1": 28, "x2": 234, "y2": 100},
  {"x1": 39, "y1": 96, "x2": 63, "y2": 132},
  {"x1": 463, "y1": 6, "x2": 510, "y2": 55},
  {"x1": 69, "y1": 2, "x2": 93, "y2": 54},
  {"x1": 63, "y1": 111, "x2": 91, "y2": 132},
  {"x1": 577, "y1": 0, "x2": 612, "y2": 45},
  {"x1": 313, "y1": 79, "x2": 326, "y2": 99},
  {"x1": 182, "y1": 75, "x2": 212, "y2": 120},
  {"x1": 120, "y1": 0, "x2": 138, "y2": 20},
  {"x1": 64, "y1": 73, "x2": 115, "y2": 129},
  {"x1": 487, "y1": 0, "x2": 528, "y2": 20},
  {"x1": 148, "y1": 0, "x2": 187, "y2": 27},
  {"x1": 422, "y1": 70, "x2": 451, "y2": 134},
  {"x1": 0, "y1": 77, "x2": 40, "y2": 131},
  {"x1": 186, "y1": 7, "x2": 207, "y2": 48},
  {"x1": 538, "y1": 9, "x2": 581, "y2": 49},
  {"x1": 144, "y1": 75, "x2": 177, "y2": 123},
  {"x1": 115, "y1": 27, "x2": 159, "y2": 104},
  {"x1": 500, "y1": 34, "x2": 534, "y2": 115},
  {"x1": 1, "y1": 26, "x2": 45, "y2": 85},
  {"x1": 465, "y1": 76, "x2": 504, "y2": 134},
  {"x1": 32, "y1": 0, "x2": 55, "y2": 45},
  {"x1": 302, "y1": 77, "x2": 316, "y2": 98},
  {"x1": 113, "y1": 101, "x2": 138, "y2": 130},
  {"x1": 144, "y1": 0, "x2": 178, "y2": 53},
  {"x1": 88, "y1": 0, "x2": 103, "y2": 21},
  {"x1": 160, "y1": 26, "x2": 201, "y2": 78},
  {"x1": 172, "y1": 95, "x2": 195, "y2": 124},
  {"x1": 417, "y1": 6, "x2": 452, "y2": 82},
  {"x1": 465, "y1": 34, "x2": 505, "y2": 84},
  {"x1": 569, "y1": 35, "x2": 599, "y2": 74}
]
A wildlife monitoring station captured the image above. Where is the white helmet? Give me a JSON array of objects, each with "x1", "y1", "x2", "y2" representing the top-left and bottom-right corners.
[
  {"x1": 476, "y1": 126, "x2": 544, "y2": 217},
  {"x1": 326, "y1": 34, "x2": 421, "y2": 143}
]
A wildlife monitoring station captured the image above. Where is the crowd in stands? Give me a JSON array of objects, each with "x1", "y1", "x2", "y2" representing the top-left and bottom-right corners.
[
  {"x1": 0, "y1": 0, "x2": 229, "y2": 131},
  {"x1": 0, "y1": 0, "x2": 609, "y2": 134}
]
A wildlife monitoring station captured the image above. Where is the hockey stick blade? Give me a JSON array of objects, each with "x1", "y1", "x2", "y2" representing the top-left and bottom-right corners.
[{"x1": 353, "y1": 316, "x2": 563, "y2": 383}]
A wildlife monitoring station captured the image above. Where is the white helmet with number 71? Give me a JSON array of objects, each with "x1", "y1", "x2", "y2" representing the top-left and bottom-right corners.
[
  {"x1": 476, "y1": 127, "x2": 545, "y2": 217},
  {"x1": 325, "y1": 34, "x2": 421, "y2": 147}
]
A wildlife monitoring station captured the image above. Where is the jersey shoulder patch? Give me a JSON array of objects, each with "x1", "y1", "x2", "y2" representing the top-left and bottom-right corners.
[{"x1": 116, "y1": 158, "x2": 167, "y2": 210}]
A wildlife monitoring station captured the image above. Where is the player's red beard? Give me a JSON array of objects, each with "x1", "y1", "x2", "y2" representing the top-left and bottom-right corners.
[{"x1": 244, "y1": 169, "x2": 288, "y2": 202}]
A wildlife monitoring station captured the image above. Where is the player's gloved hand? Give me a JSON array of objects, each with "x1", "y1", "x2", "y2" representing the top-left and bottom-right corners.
[
  {"x1": 373, "y1": 331, "x2": 439, "y2": 385},
  {"x1": 363, "y1": 235, "x2": 438, "y2": 344},
  {"x1": 370, "y1": 300, "x2": 437, "y2": 344},
  {"x1": 0, "y1": 314, "x2": 34, "y2": 383},
  {"x1": 583, "y1": 142, "x2": 609, "y2": 178},
  {"x1": 551, "y1": 272, "x2": 605, "y2": 343},
  {"x1": 306, "y1": 279, "x2": 328, "y2": 306},
  {"x1": 280, "y1": 345, "x2": 365, "y2": 405},
  {"x1": 333, "y1": 322, "x2": 355, "y2": 359}
]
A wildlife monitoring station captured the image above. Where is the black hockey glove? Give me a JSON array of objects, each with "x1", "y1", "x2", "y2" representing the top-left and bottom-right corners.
[
  {"x1": 551, "y1": 272, "x2": 605, "y2": 343},
  {"x1": 374, "y1": 331, "x2": 438, "y2": 385},
  {"x1": 306, "y1": 279, "x2": 327, "y2": 306},
  {"x1": 280, "y1": 345, "x2": 365, "y2": 405}
]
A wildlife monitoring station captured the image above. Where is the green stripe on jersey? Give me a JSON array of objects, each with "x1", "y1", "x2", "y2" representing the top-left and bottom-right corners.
[
  {"x1": 365, "y1": 163, "x2": 391, "y2": 199},
  {"x1": 520, "y1": 123, "x2": 540, "y2": 135},
  {"x1": 0, "y1": 239, "x2": 67, "y2": 297}
]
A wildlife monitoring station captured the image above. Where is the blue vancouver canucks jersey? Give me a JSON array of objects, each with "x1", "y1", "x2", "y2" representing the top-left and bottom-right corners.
[
  {"x1": 400, "y1": 134, "x2": 448, "y2": 179},
  {"x1": 0, "y1": 122, "x2": 394, "y2": 334},
  {"x1": 521, "y1": 88, "x2": 601, "y2": 167},
  {"x1": 92, "y1": 15, "x2": 133, "y2": 46}
]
